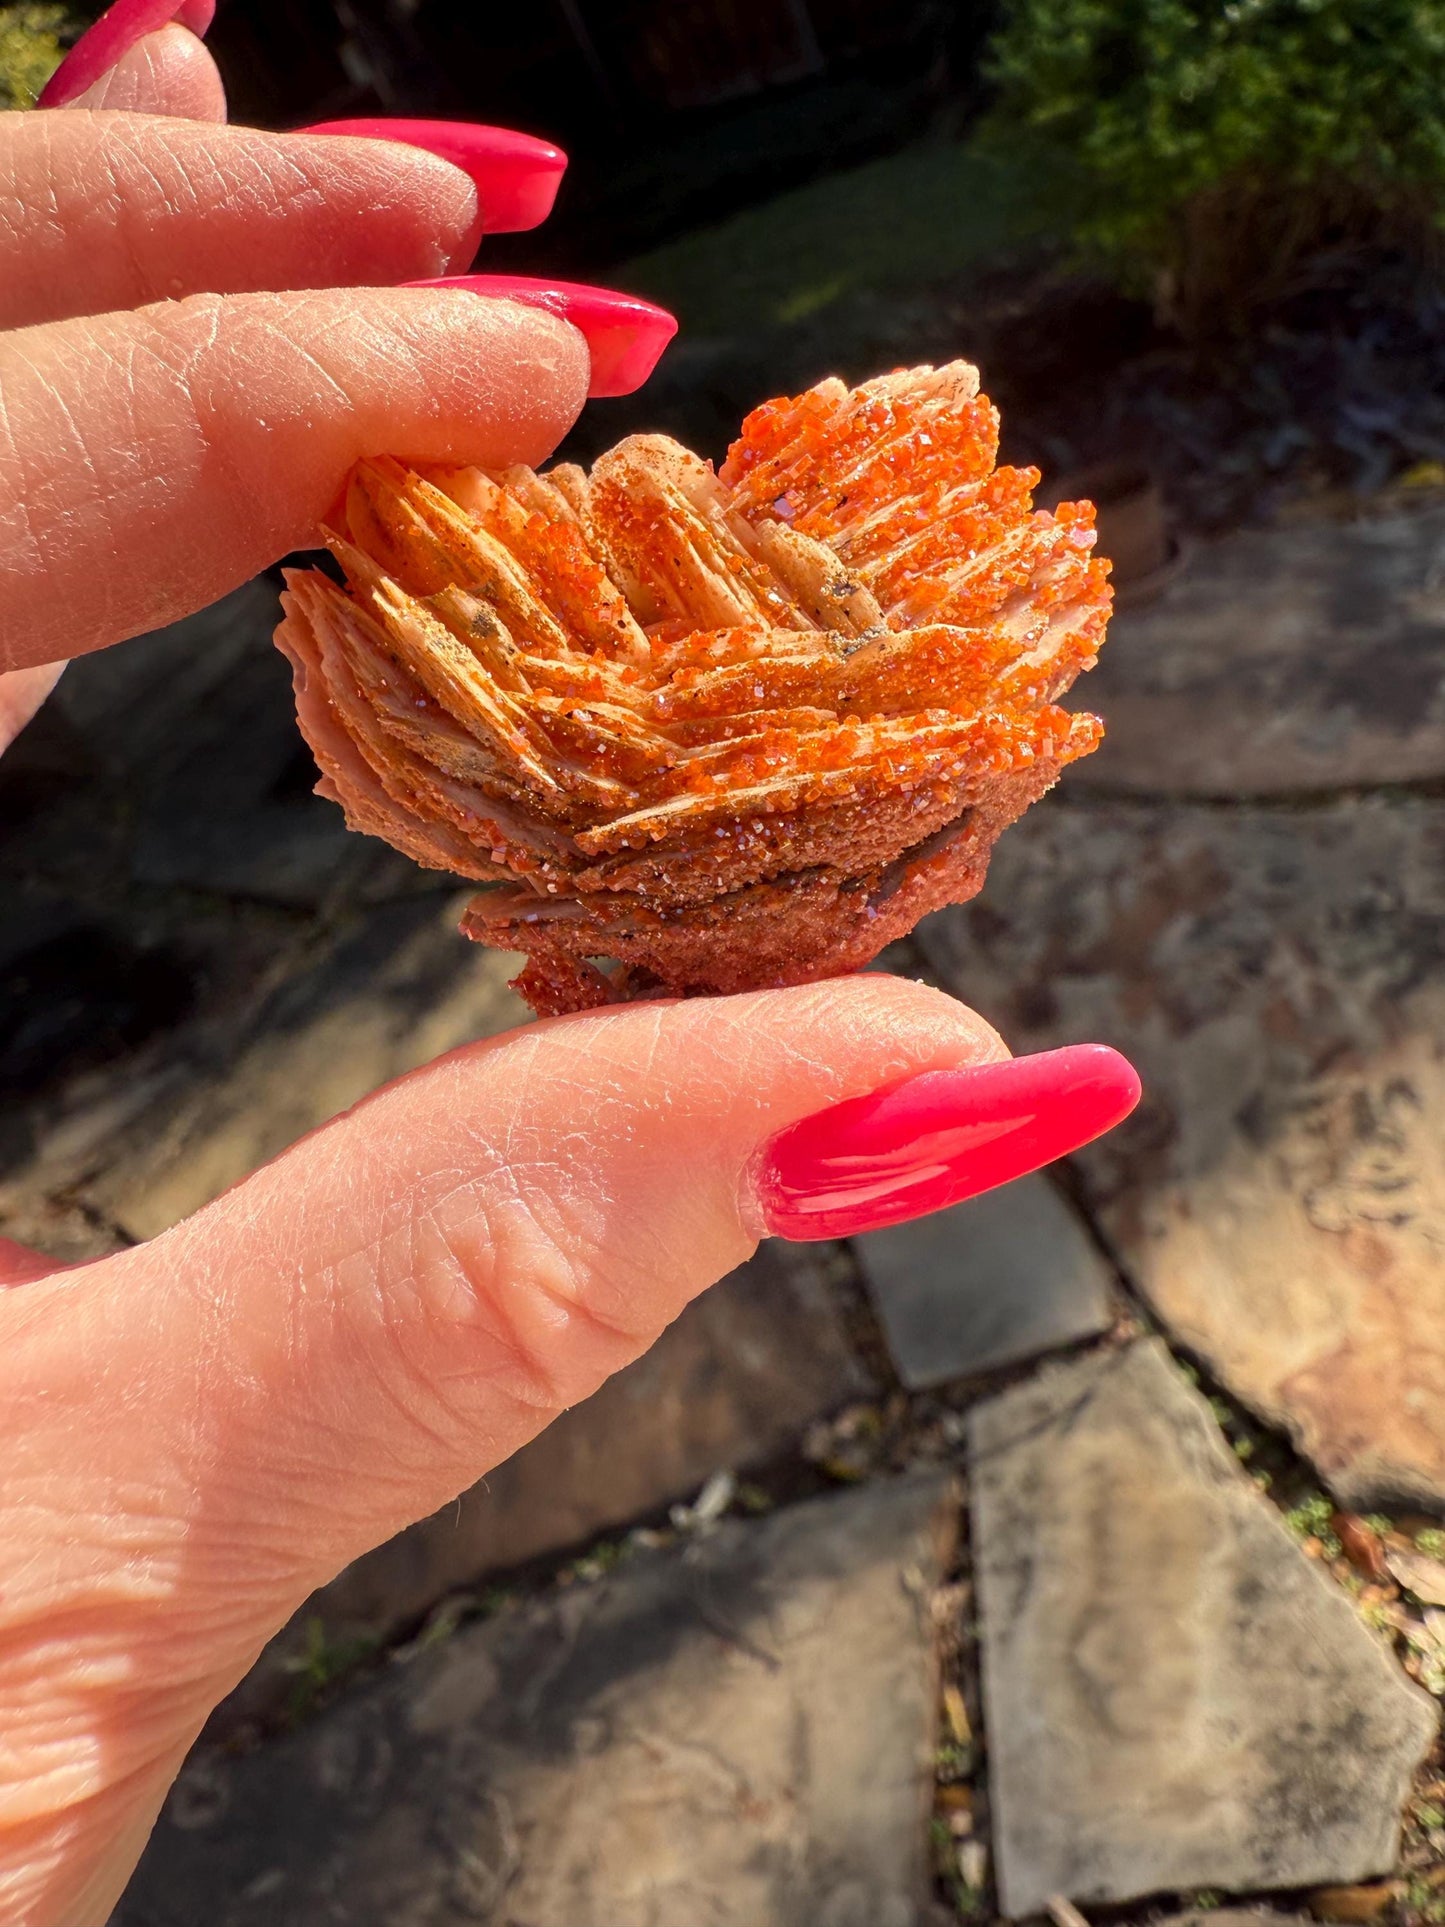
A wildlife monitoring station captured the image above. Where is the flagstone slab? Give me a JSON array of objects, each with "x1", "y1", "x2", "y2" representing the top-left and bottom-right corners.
[
  {"x1": 116, "y1": 1473, "x2": 957, "y2": 1927},
  {"x1": 853, "y1": 1174, "x2": 1115, "y2": 1389},
  {"x1": 970, "y1": 1340, "x2": 1436, "y2": 1915},
  {"x1": 1074, "y1": 499, "x2": 1445, "y2": 795},
  {"x1": 2, "y1": 886, "x2": 531, "y2": 1259},
  {"x1": 0, "y1": 885, "x2": 309, "y2": 1260},
  {"x1": 1162, "y1": 1913, "x2": 1312, "y2": 1927},
  {"x1": 916, "y1": 792, "x2": 1445, "y2": 1510}
]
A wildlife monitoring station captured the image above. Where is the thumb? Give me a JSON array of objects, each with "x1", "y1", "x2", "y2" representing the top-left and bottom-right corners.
[
  {"x1": 0, "y1": 976, "x2": 1136, "y2": 1925},
  {"x1": 28, "y1": 976, "x2": 1010, "y2": 1587}
]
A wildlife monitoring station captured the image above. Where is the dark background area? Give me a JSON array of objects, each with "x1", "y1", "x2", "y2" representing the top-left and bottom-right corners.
[
  {"x1": 196, "y1": 0, "x2": 1445, "y2": 524},
  {"x1": 43, "y1": 0, "x2": 1445, "y2": 521},
  {"x1": 208, "y1": 0, "x2": 993, "y2": 272}
]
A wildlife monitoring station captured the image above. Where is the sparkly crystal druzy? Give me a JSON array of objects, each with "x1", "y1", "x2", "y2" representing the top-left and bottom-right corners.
[{"x1": 276, "y1": 363, "x2": 1111, "y2": 1014}]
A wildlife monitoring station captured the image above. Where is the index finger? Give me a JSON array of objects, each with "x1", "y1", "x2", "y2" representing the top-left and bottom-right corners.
[{"x1": 0, "y1": 285, "x2": 590, "y2": 669}]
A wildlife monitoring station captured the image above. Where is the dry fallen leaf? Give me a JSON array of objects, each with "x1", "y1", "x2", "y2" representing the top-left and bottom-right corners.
[
  {"x1": 942, "y1": 1681, "x2": 973, "y2": 1746},
  {"x1": 1387, "y1": 1547, "x2": 1445, "y2": 1607},
  {"x1": 1307, "y1": 1883, "x2": 1400, "y2": 1922},
  {"x1": 936, "y1": 1783, "x2": 974, "y2": 1816},
  {"x1": 1332, "y1": 1511, "x2": 1390, "y2": 1584}
]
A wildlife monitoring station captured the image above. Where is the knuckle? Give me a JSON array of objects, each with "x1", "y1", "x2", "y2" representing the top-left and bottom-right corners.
[{"x1": 392, "y1": 1170, "x2": 645, "y2": 1422}]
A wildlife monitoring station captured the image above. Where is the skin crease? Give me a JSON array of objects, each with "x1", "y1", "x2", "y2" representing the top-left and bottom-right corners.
[
  {"x1": 0, "y1": 29, "x2": 1019, "y2": 1927},
  {"x1": 0, "y1": 286, "x2": 590, "y2": 665}
]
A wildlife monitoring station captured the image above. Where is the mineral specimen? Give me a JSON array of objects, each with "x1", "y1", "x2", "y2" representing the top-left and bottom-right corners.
[{"x1": 276, "y1": 362, "x2": 1110, "y2": 1014}]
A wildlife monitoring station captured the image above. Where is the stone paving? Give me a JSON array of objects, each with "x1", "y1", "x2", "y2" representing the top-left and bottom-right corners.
[
  {"x1": 116, "y1": 1475, "x2": 958, "y2": 1927},
  {"x1": 972, "y1": 1342, "x2": 1434, "y2": 1914},
  {"x1": 853, "y1": 1175, "x2": 1116, "y2": 1391},
  {"x1": 915, "y1": 794, "x2": 1445, "y2": 1510},
  {"x1": 1074, "y1": 497, "x2": 1445, "y2": 796},
  {"x1": 1, "y1": 503, "x2": 1443, "y2": 1922}
]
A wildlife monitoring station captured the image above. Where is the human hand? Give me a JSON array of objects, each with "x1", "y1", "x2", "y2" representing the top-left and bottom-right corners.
[
  {"x1": 0, "y1": 0, "x2": 674, "y2": 744},
  {"x1": 0, "y1": 9, "x2": 1140, "y2": 1923}
]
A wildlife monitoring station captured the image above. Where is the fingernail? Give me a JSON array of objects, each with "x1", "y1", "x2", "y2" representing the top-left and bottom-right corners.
[
  {"x1": 406, "y1": 274, "x2": 677, "y2": 397},
  {"x1": 37, "y1": 0, "x2": 214, "y2": 107},
  {"x1": 754, "y1": 1044, "x2": 1142, "y2": 1242},
  {"x1": 298, "y1": 121, "x2": 567, "y2": 235}
]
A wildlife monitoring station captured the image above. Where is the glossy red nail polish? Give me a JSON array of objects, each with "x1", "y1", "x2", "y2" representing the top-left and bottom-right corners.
[
  {"x1": 299, "y1": 121, "x2": 567, "y2": 236},
  {"x1": 754, "y1": 1045, "x2": 1141, "y2": 1242},
  {"x1": 37, "y1": 0, "x2": 214, "y2": 107},
  {"x1": 405, "y1": 274, "x2": 677, "y2": 398}
]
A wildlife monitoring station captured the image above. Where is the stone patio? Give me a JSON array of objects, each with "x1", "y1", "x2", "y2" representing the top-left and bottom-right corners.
[
  {"x1": 915, "y1": 793, "x2": 1445, "y2": 1510},
  {"x1": 1074, "y1": 496, "x2": 1445, "y2": 796},
  {"x1": 2, "y1": 499, "x2": 1443, "y2": 1924},
  {"x1": 972, "y1": 1342, "x2": 1434, "y2": 1915},
  {"x1": 852, "y1": 1175, "x2": 1116, "y2": 1391},
  {"x1": 115, "y1": 1475, "x2": 958, "y2": 1927}
]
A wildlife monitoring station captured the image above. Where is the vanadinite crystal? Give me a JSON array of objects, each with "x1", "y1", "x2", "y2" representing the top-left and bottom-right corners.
[{"x1": 275, "y1": 362, "x2": 1111, "y2": 1014}]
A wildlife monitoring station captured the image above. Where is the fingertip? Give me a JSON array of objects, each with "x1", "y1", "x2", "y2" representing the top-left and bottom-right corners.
[
  {"x1": 789, "y1": 969, "x2": 1012, "y2": 1067},
  {"x1": 406, "y1": 276, "x2": 677, "y2": 398},
  {"x1": 62, "y1": 23, "x2": 226, "y2": 118},
  {"x1": 299, "y1": 120, "x2": 567, "y2": 237},
  {"x1": 38, "y1": 0, "x2": 215, "y2": 108},
  {"x1": 403, "y1": 286, "x2": 591, "y2": 460}
]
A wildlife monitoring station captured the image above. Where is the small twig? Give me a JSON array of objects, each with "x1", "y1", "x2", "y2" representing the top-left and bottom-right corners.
[{"x1": 1046, "y1": 1897, "x2": 1091, "y2": 1927}]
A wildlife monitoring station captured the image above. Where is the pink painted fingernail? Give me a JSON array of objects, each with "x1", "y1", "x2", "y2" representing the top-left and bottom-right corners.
[
  {"x1": 299, "y1": 121, "x2": 567, "y2": 235},
  {"x1": 406, "y1": 274, "x2": 677, "y2": 397},
  {"x1": 37, "y1": 0, "x2": 214, "y2": 107},
  {"x1": 754, "y1": 1044, "x2": 1141, "y2": 1242}
]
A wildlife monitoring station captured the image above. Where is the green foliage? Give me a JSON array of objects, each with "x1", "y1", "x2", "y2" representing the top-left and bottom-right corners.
[
  {"x1": 985, "y1": 0, "x2": 1445, "y2": 326},
  {"x1": 619, "y1": 138, "x2": 1068, "y2": 336},
  {"x1": 281, "y1": 1615, "x2": 380, "y2": 1723},
  {"x1": 1283, "y1": 1491, "x2": 1342, "y2": 1557},
  {"x1": 559, "y1": 1535, "x2": 635, "y2": 1586},
  {"x1": 735, "y1": 1481, "x2": 774, "y2": 1515},
  {"x1": 1406, "y1": 1875, "x2": 1445, "y2": 1925},
  {"x1": 0, "y1": 3, "x2": 72, "y2": 110},
  {"x1": 935, "y1": 1739, "x2": 976, "y2": 1782}
]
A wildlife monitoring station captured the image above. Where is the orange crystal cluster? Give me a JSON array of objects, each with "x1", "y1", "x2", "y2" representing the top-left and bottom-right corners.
[{"x1": 275, "y1": 362, "x2": 1111, "y2": 1014}]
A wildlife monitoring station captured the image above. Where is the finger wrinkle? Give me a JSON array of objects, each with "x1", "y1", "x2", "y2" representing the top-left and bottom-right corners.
[
  {"x1": 299, "y1": 1175, "x2": 576, "y2": 1423},
  {"x1": 244, "y1": 314, "x2": 356, "y2": 414},
  {"x1": 414, "y1": 1196, "x2": 596, "y2": 1414},
  {"x1": 0, "y1": 117, "x2": 479, "y2": 339}
]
